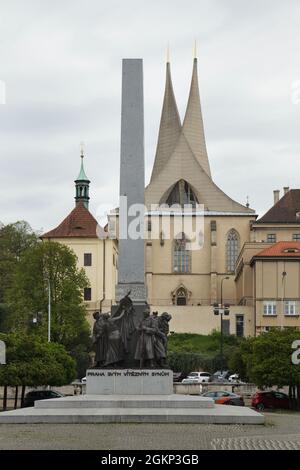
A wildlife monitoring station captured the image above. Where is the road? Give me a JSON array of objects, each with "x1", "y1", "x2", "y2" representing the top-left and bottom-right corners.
[{"x1": 0, "y1": 412, "x2": 300, "y2": 450}]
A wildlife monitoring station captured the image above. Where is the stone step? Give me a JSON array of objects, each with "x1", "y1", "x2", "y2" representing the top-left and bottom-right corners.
[
  {"x1": 0, "y1": 405, "x2": 264, "y2": 424},
  {"x1": 35, "y1": 394, "x2": 214, "y2": 410}
]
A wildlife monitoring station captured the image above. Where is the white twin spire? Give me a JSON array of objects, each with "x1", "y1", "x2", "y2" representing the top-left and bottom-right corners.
[{"x1": 151, "y1": 47, "x2": 211, "y2": 182}]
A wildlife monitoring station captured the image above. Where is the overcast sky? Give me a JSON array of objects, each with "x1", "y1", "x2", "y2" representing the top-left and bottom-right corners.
[{"x1": 1, "y1": 0, "x2": 300, "y2": 232}]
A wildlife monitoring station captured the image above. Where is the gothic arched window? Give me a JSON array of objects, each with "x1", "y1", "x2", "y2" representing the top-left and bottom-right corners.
[
  {"x1": 166, "y1": 180, "x2": 198, "y2": 207},
  {"x1": 176, "y1": 287, "x2": 187, "y2": 305},
  {"x1": 173, "y1": 233, "x2": 191, "y2": 273},
  {"x1": 226, "y1": 229, "x2": 240, "y2": 272}
]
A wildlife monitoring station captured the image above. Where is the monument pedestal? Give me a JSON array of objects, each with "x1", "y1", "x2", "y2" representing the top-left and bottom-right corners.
[
  {"x1": 116, "y1": 284, "x2": 147, "y2": 304},
  {"x1": 86, "y1": 369, "x2": 173, "y2": 395},
  {"x1": 0, "y1": 394, "x2": 264, "y2": 424}
]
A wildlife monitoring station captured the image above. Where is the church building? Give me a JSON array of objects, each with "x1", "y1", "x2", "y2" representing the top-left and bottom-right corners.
[{"x1": 42, "y1": 53, "x2": 300, "y2": 336}]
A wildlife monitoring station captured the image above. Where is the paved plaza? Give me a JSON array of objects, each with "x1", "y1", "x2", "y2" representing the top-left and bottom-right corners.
[{"x1": 0, "y1": 412, "x2": 299, "y2": 450}]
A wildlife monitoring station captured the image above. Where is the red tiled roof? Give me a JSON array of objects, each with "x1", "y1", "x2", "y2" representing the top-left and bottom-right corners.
[
  {"x1": 253, "y1": 241, "x2": 300, "y2": 259},
  {"x1": 41, "y1": 202, "x2": 101, "y2": 238},
  {"x1": 257, "y1": 189, "x2": 300, "y2": 224}
]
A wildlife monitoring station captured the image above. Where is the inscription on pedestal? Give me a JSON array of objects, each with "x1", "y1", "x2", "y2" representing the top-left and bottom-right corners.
[{"x1": 86, "y1": 369, "x2": 173, "y2": 395}]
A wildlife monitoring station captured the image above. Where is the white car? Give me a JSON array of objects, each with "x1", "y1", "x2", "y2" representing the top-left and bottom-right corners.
[
  {"x1": 81, "y1": 377, "x2": 86, "y2": 384},
  {"x1": 228, "y1": 374, "x2": 240, "y2": 383},
  {"x1": 182, "y1": 372, "x2": 211, "y2": 384}
]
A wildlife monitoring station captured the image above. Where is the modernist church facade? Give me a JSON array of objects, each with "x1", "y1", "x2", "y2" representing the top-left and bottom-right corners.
[{"x1": 42, "y1": 56, "x2": 300, "y2": 337}]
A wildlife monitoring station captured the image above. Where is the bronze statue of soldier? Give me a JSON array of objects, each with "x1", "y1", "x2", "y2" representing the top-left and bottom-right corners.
[
  {"x1": 92, "y1": 312, "x2": 108, "y2": 368},
  {"x1": 134, "y1": 305, "x2": 156, "y2": 368}
]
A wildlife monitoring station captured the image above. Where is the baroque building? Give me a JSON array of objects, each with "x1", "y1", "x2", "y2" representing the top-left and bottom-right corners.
[{"x1": 41, "y1": 149, "x2": 118, "y2": 323}]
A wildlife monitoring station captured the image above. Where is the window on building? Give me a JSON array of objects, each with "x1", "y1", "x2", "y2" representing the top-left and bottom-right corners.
[
  {"x1": 166, "y1": 180, "x2": 198, "y2": 208},
  {"x1": 147, "y1": 219, "x2": 152, "y2": 232},
  {"x1": 84, "y1": 253, "x2": 92, "y2": 266},
  {"x1": 173, "y1": 233, "x2": 191, "y2": 273},
  {"x1": 263, "y1": 301, "x2": 277, "y2": 316},
  {"x1": 263, "y1": 326, "x2": 272, "y2": 332},
  {"x1": 236, "y1": 315, "x2": 244, "y2": 337},
  {"x1": 285, "y1": 300, "x2": 298, "y2": 316},
  {"x1": 84, "y1": 288, "x2": 91, "y2": 301},
  {"x1": 176, "y1": 287, "x2": 187, "y2": 305},
  {"x1": 293, "y1": 234, "x2": 300, "y2": 241},
  {"x1": 267, "y1": 234, "x2": 277, "y2": 243},
  {"x1": 226, "y1": 229, "x2": 239, "y2": 272}
]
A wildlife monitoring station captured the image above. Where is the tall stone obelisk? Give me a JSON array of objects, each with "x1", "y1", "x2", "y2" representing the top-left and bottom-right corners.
[{"x1": 116, "y1": 59, "x2": 146, "y2": 304}]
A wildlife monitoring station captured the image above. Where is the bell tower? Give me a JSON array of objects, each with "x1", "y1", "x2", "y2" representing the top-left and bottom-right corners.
[{"x1": 75, "y1": 144, "x2": 90, "y2": 209}]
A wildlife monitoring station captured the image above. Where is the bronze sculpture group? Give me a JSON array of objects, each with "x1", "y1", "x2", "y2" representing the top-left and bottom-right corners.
[{"x1": 92, "y1": 294, "x2": 171, "y2": 368}]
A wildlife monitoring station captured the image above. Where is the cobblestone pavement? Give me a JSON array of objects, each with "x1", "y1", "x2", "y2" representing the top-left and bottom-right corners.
[{"x1": 0, "y1": 412, "x2": 299, "y2": 450}]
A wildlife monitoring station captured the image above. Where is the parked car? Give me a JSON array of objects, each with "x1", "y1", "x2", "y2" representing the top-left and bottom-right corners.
[
  {"x1": 211, "y1": 375, "x2": 230, "y2": 384},
  {"x1": 81, "y1": 377, "x2": 87, "y2": 384},
  {"x1": 213, "y1": 370, "x2": 230, "y2": 378},
  {"x1": 211, "y1": 370, "x2": 230, "y2": 382},
  {"x1": 202, "y1": 390, "x2": 245, "y2": 406},
  {"x1": 182, "y1": 372, "x2": 211, "y2": 384},
  {"x1": 23, "y1": 390, "x2": 64, "y2": 407},
  {"x1": 251, "y1": 391, "x2": 290, "y2": 411},
  {"x1": 173, "y1": 372, "x2": 187, "y2": 383},
  {"x1": 228, "y1": 374, "x2": 240, "y2": 383}
]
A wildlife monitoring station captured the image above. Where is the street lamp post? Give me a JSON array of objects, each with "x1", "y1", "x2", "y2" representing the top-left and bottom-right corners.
[
  {"x1": 48, "y1": 278, "x2": 51, "y2": 343},
  {"x1": 214, "y1": 277, "x2": 230, "y2": 374},
  {"x1": 221, "y1": 276, "x2": 230, "y2": 307}
]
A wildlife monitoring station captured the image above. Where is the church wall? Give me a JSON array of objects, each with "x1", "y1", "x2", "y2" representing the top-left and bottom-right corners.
[
  {"x1": 150, "y1": 274, "x2": 211, "y2": 305},
  {"x1": 151, "y1": 305, "x2": 254, "y2": 337},
  {"x1": 146, "y1": 214, "x2": 254, "y2": 306}
]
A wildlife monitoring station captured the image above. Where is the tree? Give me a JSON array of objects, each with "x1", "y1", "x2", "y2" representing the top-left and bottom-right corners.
[
  {"x1": 230, "y1": 329, "x2": 300, "y2": 409},
  {"x1": 228, "y1": 337, "x2": 255, "y2": 382},
  {"x1": 168, "y1": 332, "x2": 241, "y2": 372},
  {"x1": 0, "y1": 333, "x2": 76, "y2": 410},
  {"x1": 4, "y1": 241, "x2": 91, "y2": 376},
  {"x1": 0, "y1": 221, "x2": 38, "y2": 304}
]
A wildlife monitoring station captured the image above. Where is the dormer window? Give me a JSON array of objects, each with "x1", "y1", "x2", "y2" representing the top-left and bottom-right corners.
[
  {"x1": 165, "y1": 180, "x2": 198, "y2": 208},
  {"x1": 283, "y1": 248, "x2": 300, "y2": 253}
]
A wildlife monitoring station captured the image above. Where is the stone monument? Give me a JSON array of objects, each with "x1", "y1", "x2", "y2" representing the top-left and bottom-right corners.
[
  {"x1": 116, "y1": 58, "x2": 146, "y2": 304},
  {"x1": 89, "y1": 58, "x2": 173, "y2": 386}
]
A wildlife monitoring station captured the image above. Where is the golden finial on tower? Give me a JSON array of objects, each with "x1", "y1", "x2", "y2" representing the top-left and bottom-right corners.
[
  {"x1": 194, "y1": 40, "x2": 197, "y2": 59},
  {"x1": 166, "y1": 42, "x2": 170, "y2": 63},
  {"x1": 80, "y1": 141, "x2": 85, "y2": 159}
]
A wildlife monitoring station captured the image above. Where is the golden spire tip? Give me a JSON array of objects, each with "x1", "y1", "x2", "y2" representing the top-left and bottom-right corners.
[
  {"x1": 80, "y1": 141, "x2": 85, "y2": 158},
  {"x1": 166, "y1": 43, "x2": 170, "y2": 63},
  {"x1": 194, "y1": 40, "x2": 197, "y2": 59}
]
